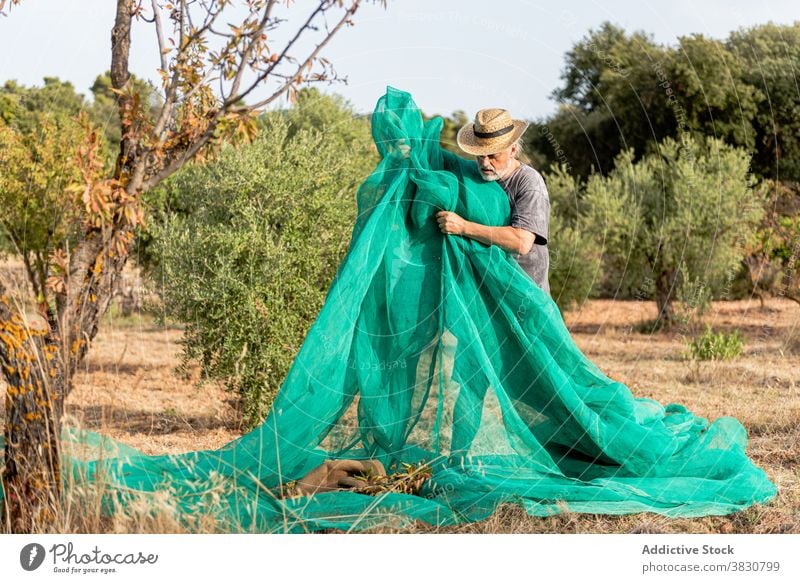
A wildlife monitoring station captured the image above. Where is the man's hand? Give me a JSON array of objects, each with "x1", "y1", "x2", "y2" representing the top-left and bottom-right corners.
[
  {"x1": 282, "y1": 459, "x2": 388, "y2": 497},
  {"x1": 397, "y1": 140, "x2": 411, "y2": 158},
  {"x1": 436, "y1": 211, "x2": 467, "y2": 235},
  {"x1": 441, "y1": 213, "x2": 536, "y2": 255}
]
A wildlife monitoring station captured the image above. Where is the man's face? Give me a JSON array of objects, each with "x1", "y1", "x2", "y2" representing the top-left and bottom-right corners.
[{"x1": 475, "y1": 146, "x2": 515, "y2": 181}]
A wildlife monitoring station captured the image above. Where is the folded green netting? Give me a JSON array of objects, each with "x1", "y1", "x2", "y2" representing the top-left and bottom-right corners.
[{"x1": 0, "y1": 87, "x2": 778, "y2": 532}]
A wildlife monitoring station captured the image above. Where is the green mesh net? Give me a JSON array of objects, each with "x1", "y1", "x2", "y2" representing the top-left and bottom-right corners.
[{"x1": 0, "y1": 87, "x2": 778, "y2": 532}]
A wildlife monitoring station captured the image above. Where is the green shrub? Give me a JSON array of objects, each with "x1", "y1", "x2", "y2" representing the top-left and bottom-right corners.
[
  {"x1": 544, "y1": 164, "x2": 604, "y2": 312},
  {"x1": 149, "y1": 90, "x2": 377, "y2": 428},
  {"x1": 687, "y1": 324, "x2": 744, "y2": 361}
]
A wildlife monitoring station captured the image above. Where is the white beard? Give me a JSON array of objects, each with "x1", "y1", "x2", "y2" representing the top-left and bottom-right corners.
[{"x1": 476, "y1": 158, "x2": 514, "y2": 181}]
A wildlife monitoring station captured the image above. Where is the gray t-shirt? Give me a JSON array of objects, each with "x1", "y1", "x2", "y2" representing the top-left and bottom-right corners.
[{"x1": 498, "y1": 163, "x2": 551, "y2": 296}]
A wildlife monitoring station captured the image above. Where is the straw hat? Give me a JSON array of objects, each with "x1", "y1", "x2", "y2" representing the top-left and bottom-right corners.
[{"x1": 456, "y1": 108, "x2": 529, "y2": 156}]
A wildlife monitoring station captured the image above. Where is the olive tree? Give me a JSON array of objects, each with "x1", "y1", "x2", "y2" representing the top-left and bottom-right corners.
[
  {"x1": 150, "y1": 89, "x2": 376, "y2": 427},
  {"x1": 582, "y1": 136, "x2": 764, "y2": 328}
]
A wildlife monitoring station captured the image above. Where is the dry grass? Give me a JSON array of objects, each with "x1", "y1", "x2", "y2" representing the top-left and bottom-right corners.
[
  {"x1": 1, "y1": 255, "x2": 798, "y2": 533},
  {"x1": 64, "y1": 314, "x2": 242, "y2": 455}
]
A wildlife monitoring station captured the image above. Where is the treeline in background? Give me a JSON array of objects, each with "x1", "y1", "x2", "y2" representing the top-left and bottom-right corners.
[{"x1": 1, "y1": 21, "x2": 798, "y2": 427}]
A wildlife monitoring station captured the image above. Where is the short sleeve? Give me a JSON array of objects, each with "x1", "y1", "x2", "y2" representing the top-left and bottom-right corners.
[{"x1": 510, "y1": 172, "x2": 550, "y2": 245}]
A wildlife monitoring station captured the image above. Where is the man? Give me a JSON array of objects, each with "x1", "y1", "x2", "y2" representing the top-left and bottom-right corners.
[{"x1": 436, "y1": 108, "x2": 551, "y2": 296}]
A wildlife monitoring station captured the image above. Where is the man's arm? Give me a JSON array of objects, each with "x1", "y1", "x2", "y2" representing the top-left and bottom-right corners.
[
  {"x1": 463, "y1": 221, "x2": 536, "y2": 255},
  {"x1": 436, "y1": 211, "x2": 536, "y2": 255}
]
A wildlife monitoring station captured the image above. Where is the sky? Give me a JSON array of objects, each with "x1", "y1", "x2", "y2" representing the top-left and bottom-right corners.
[{"x1": 0, "y1": 0, "x2": 797, "y2": 121}]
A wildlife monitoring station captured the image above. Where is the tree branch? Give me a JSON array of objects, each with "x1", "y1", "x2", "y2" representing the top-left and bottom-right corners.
[
  {"x1": 227, "y1": 0, "x2": 348, "y2": 108},
  {"x1": 140, "y1": 110, "x2": 224, "y2": 191},
  {"x1": 235, "y1": 1, "x2": 359, "y2": 111},
  {"x1": 151, "y1": 0, "x2": 169, "y2": 73},
  {"x1": 226, "y1": 0, "x2": 278, "y2": 101}
]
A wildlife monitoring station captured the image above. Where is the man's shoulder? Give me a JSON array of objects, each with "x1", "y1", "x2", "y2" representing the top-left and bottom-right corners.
[
  {"x1": 516, "y1": 164, "x2": 546, "y2": 187},
  {"x1": 504, "y1": 163, "x2": 548, "y2": 197}
]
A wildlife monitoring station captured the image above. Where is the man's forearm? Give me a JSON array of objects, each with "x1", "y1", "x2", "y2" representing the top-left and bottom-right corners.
[{"x1": 462, "y1": 221, "x2": 529, "y2": 254}]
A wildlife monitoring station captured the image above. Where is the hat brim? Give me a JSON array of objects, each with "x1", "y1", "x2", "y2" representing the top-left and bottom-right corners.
[{"x1": 456, "y1": 119, "x2": 529, "y2": 156}]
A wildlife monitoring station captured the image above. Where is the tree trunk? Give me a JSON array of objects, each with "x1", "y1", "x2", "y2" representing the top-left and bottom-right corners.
[
  {"x1": 2, "y1": 225, "x2": 135, "y2": 531},
  {"x1": 1, "y1": 0, "x2": 135, "y2": 533},
  {"x1": 0, "y1": 290, "x2": 63, "y2": 532},
  {"x1": 654, "y1": 268, "x2": 678, "y2": 329}
]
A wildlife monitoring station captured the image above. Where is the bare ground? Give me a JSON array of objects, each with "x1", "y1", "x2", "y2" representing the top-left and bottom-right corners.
[{"x1": 1, "y1": 255, "x2": 798, "y2": 533}]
